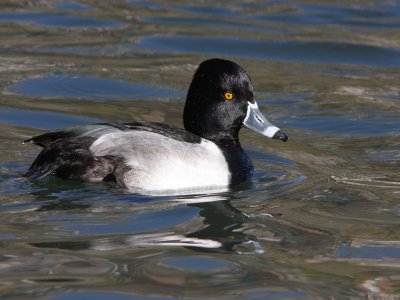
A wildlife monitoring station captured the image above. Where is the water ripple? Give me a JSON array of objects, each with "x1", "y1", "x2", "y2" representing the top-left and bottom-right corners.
[
  {"x1": 0, "y1": 106, "x2": 98, "y2": 130},
  {"x1": 135, "y1": 35, "x2": 400, "y2": 67},
  {"x1": 7, "y1": 74, "x2": 182, "y2": 100},
  {"x1": 0, "y1": 12, "x2": 122, "y2": 28}
]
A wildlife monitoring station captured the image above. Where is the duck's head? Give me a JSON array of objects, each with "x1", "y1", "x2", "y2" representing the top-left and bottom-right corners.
[{"x1": 184, "y1": 58, "x2": 288, "y2": 143}]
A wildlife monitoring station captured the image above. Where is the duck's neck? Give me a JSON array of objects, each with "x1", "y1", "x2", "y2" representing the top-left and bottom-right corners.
[
  {"x1": 214, "y1": 137, "x2": 240, "y2": 148},
  {"x1": 214, "y1": 138, "x2": 254, "y2": 186},
  {"x1": 184, "y1": 120, "x2": 241, "y2": 144}
]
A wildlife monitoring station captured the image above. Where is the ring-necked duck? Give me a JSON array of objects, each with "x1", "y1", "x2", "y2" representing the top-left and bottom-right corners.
[{"x1": 23, "y1": 58, "x2": 288, "y2": 193}]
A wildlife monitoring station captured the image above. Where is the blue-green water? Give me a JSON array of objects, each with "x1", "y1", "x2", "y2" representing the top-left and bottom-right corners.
[{"x1": 0, "y1": 1, "x2": 399, "y2": 299}]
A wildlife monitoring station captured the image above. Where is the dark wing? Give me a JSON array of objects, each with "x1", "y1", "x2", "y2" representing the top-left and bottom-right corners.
[
  {"x1": 24, "y1": 135, "x2": 121, "y2": 181},
  {"x1": 23, "y1": 124, "x2": 124, "y2": 180},
  {"x1": 22, "y1": 124, "x2": 111, "y2": 148}
]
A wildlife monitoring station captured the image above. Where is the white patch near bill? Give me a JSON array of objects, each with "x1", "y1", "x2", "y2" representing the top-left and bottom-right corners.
[
  {"x1": 89, "y1": 131, "x2": 230, "y2": 192},
  {"x1": 263, "y1": 124, "x2": 280, "y2": 138},
  {"x1": 244, "y1": 101, "x2": 280, "y2": 138}
]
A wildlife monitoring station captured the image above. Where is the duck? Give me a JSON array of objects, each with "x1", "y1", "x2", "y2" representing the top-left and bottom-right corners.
[{"x1": 23, "y1": 58, "x2": 288, "y2": 193}]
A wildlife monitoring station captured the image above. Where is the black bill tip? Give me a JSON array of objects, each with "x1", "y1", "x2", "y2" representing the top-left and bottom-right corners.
[{"x1": 272, "y1": 130, "x2": 288, "y2": 142}]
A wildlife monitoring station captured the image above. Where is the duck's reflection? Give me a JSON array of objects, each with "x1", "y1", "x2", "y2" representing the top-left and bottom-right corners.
[
  {"x1": 31, "y1": 193, "x2": 259, "y2": 253},
  {"x1": 93, "y1": 196, "x2": 261, "y2": 253},
  {"x1": 186, "y1": 199, "x2": 258, "y2": 253}
]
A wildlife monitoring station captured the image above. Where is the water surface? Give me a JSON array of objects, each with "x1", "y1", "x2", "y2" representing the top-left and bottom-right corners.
[
  {"x1": 136, "y1": 35, "x2": 400, "y2": 67},
  {"x1": 0, "y1": 0, "x2": 399, "y2": 299},
  {"x1": 0, "y1": 12, "x2": 122, "y2": 28},
  {"x1": 8, "y1": 74, "x2": 182, "y2": 100}
]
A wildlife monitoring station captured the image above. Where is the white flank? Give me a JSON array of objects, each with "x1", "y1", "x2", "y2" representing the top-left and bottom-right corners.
[{"x1": 89, "y1": 131, "x2": 230, "y2": 192}]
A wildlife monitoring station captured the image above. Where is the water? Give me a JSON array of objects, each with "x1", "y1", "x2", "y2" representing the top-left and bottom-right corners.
[
  {"x1": 7, "y1": 74, "x2": 182, "y2": 100},
  {"x1": 135, "y1": 36, "x2": 400, "y2": 67},
  {"x1": 0, "y1": 0, "x2": 399, "y2": 299},
  {"x1": 0, "y1": 12, "x2": 122, "y2": 28}
]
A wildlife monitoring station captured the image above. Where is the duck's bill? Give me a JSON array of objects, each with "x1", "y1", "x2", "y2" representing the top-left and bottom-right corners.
[{"x1": 243, "y1": 101, "x2": 288, "y2": 142}]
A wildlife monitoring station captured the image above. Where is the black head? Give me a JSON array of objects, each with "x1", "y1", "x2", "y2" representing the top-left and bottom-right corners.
[{"x1": 184, "y1": 58, "x2": 254, "y2": 142}]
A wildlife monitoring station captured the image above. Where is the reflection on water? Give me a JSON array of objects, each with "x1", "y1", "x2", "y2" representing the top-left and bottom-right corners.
[
  {"x1": 0, "y1": 12, "x2": 122, "y2": 28},
  {"x1": 53, "y1": 1, "x2": 90, "y2": 11},
  {"x1": 336, "y1": 244, "x2": 400, "y2": 260},
  {"x1": 255, "y1": 3, "x2": 400, "y2": 27},
  {"x1": 8, "y1": 74, "x2": 182, "y2": 100},
  {"x1": 53, "y1": 291, "x2": 167, "y2": 300},
  {"x1": 136, "y1": 35, "x2": 400, "y2": 67},
  {"x1": 0, "y1": 106, "x2": 98, "y2": 130},
  {"x1": 0, "y1": 0, "x2": 400, "y2": 299}
]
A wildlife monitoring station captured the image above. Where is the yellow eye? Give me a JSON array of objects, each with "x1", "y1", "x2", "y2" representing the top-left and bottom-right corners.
[{"x1": 224, "y1": 92, "x2": 233, "y2": 101}]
